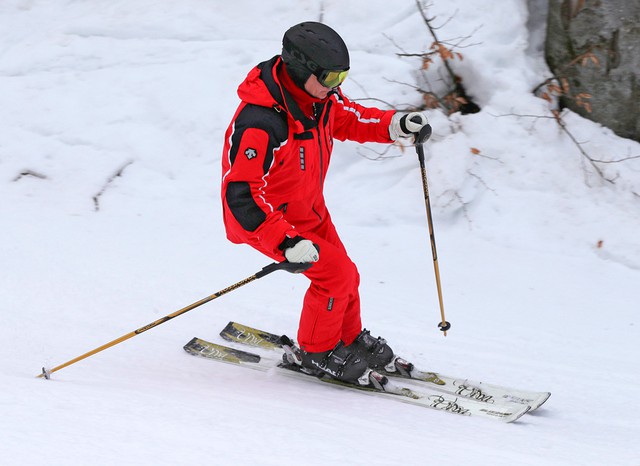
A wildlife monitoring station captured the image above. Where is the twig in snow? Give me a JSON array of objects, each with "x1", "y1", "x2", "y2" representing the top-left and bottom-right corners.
[
  {"x1": 13, "y1": 170, "x2": 47, "y2": 181},
  {"x1": 93, "y1": 160, "x2": 133, "y2": 211}
]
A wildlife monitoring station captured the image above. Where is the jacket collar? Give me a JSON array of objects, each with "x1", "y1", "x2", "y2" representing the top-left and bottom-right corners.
[{"x1": 238, "y1": 56, "x2": 319, "y2": 133}]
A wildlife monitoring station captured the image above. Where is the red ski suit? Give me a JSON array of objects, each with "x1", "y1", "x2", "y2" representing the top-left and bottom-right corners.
[{"x1": 221, "y1": 56, "x2": 395, "y2": 352}]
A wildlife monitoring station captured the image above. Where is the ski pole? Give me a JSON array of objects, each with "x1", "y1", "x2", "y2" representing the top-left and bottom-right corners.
[
  {"x1": 414, "y1": 124, "x2": 451, "y2": 336},
  {"x1": 37, "y1": 261, "x2": 311, "y2": 379}
]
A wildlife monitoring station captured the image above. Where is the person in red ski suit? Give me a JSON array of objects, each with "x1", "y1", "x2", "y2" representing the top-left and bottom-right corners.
[{"x1": 221, "y1": 22, "x2": 429, "y2": 383}]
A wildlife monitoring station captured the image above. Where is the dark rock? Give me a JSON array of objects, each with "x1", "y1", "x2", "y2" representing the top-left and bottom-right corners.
[{"x1": 545, "y1": 0, "x2": 639, "y2": 141}]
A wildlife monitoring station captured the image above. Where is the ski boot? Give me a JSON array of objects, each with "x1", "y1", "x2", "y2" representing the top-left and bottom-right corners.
[
  {"x1": 280, "y1": 336, "x2": 377, "y2": 387},
  {"x1": 348, "y1": 329, "x2": 416, "y2": 377}
]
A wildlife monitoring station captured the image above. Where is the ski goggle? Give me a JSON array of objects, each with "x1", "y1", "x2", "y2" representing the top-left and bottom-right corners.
[{"x1": 316, "y1": 68, "x2": 349, "y2": 89}]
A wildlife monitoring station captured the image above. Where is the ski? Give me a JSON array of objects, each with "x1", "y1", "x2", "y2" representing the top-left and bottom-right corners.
[
  {"x1": 183, "y1": 337, "x2": 530, "y2": 423},
  {"x1": 219, "y1": 321, "x2": 551, "y2": 411}
]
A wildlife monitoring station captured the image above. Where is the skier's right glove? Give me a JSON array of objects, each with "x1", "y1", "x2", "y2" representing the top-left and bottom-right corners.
[
  {"x1": 278, "y1": 235, "x2": 320, "y2": 263},
  {"x1": 389, "y1": 112, "x2": 429, "y2": 140}
]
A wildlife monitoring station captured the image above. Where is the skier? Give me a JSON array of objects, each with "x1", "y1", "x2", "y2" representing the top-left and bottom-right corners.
[{"x1": 221, "y1": 22, "x2": 429, "y2": 385}]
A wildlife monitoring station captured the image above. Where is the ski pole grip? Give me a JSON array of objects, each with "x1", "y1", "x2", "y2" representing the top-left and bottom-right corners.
[
  {"x1": 256, "y1": 261, "x2": 313, "y2": 278},
  {"x1": 414, "y1": 124, "x2": 432, "y2": 145}
]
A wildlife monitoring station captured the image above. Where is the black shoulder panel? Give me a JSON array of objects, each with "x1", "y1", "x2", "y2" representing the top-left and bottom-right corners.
[{"x1": 229, "y1": 104, "x2": 288, "y2": 173}]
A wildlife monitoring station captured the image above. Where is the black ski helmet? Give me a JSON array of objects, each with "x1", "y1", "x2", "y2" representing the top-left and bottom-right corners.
[{"x1": 281, "y1": 22, "x2": 350, "y2": 89}]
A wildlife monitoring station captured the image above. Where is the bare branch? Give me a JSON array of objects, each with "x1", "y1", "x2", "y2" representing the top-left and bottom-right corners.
[
  {"x1": 355, "y1": 143, "x2": 400, "y2": 161},
  {"x1": 589, "y1": 154, "x2": 640, "y2": 164},
  {"x1": 489, "y1": 111, "x2": 635, "y2": 184},
  {"x1": 414, "y1": 0, "x2": 457, "y2": 83}
]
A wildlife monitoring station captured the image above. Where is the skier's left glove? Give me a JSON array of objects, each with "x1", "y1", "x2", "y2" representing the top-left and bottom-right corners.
[
  {"x1": 389, "y1": 112, "x2": 429, "y2": 140},
  {"x1": 279, "y1": 235, "x2": 320, "y2": 263}
]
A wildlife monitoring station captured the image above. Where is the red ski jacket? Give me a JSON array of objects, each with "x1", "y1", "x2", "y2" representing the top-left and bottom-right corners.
[{"x1": 221, "y1": 56, "x2": 395, "y2": 258}]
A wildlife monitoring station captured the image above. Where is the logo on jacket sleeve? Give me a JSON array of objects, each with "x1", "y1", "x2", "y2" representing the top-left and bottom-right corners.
[{"x1": 244, "y1": 147, "x2": 258, "y2": 160}]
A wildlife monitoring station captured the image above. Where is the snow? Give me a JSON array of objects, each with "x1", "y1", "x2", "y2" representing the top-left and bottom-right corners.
[{"x1": 1, "y1": 0, "x2": 639, "y2": 464}]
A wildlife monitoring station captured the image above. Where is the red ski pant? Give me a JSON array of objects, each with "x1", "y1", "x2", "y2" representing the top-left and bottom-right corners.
[
  {"x1": 253, "y1": 215, "x2": 362, "y2": 353},
  {"x1": 295, "y1": 218, "x2": 362, "y2": 352}
]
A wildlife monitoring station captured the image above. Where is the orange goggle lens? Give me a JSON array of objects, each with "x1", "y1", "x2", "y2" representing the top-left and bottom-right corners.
[{"x1": 318, "y1": 69, "x2": 349, "y2": 89}]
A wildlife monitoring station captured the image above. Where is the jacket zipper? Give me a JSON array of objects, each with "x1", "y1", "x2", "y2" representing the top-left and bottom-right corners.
[
  {"x1": 313, "y1": 103, "x2": 324, "y2": 221},
  {"x1": 314, "y1": 103, "x2": 325, "y2": 189}
]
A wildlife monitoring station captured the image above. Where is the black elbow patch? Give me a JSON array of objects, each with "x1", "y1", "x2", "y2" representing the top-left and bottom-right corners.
[{"x1": 226, "y1": 182, "x2": 267, "y2": 232}]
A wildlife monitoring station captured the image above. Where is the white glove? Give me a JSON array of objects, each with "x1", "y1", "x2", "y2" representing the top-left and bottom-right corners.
[
  {"x1": 389, "y1": 112, "x2": 429, "y2": 140},
  {"x1": 282, "y1": 237, "x2": 320, "y2": 263}
]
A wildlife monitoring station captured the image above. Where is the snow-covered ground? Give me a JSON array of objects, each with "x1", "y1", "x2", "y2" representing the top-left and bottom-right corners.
[{"x1": 2, "y1": 1, "x2": 639, "y2": 464}]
